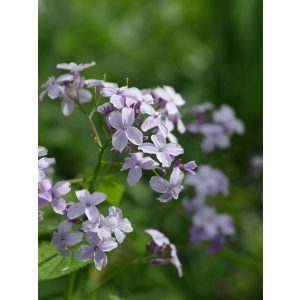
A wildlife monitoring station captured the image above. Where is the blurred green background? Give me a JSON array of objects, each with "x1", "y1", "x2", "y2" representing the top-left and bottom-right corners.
[{"x1": 38, "y1": 0, "x2": 262, "y2": 299}]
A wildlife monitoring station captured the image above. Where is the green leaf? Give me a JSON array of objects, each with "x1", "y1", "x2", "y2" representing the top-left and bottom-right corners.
[
  {"x1": 38, "y1": 218, "x2": 60, "y2": 236},
  {"x1": 38, "y1": 242, "x2": 92, "y2": 281},
  {"x1": 97, "y1": 175, "x2": 124, "y2": 206}
]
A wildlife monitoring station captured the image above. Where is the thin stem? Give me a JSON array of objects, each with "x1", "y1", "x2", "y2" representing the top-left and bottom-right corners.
[
  {"x1": 89, "y1": 140, "x2": 111, "y2": 192},
  {"x1": 65, "y1": 271, "x2": 76, "y2": 300},
  {"x1": 89, "y1": 257, "x2": 148, "y2": 295},
  {"x1": 152, "y1": 169, "x2": 160, "y2": 176}
]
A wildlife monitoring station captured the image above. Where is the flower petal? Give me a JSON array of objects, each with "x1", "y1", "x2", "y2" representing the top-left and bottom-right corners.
[
  {"x1": 126, "y1": 126, "x2": 143, "y2": 146},
  {"x1": 149, "y1": 176, "x2": 169, "y2": 193},
  {"x1": 67, "y1": 202, "x2": 86, "y2": 219},
  {"x1": 76, "y1": 246, "x2": 94, "y2": 261},
  {"x1": 108, "y1": 111, "x2": 123, "y2": 129},
  {"x1": 127, "y1": 166, "x2": 142, "y2": 186},
  {"x1": 112, "y1": 129, "x2": 128, "y2": 152}
]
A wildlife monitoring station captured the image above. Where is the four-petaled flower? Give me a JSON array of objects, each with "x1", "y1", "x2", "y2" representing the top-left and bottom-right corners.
[
  {"x1": 76, "y1": 232, "x2": 118, "y2": 270},
  {"x1": 150, "y1": 167, "x2": 184, "y2": 202},
  {"x1": 108, "y1": 107, "x2": 143, "y2": 152},
  {"x1": 67, "y1": 189, "x2": 106, "y2": 221},
  {"x1": 52, "y1": 220, "x2": 84, "y2": 257},
  {"x1": 121, "y1": 152, "x2": 159, "y2": 186},
  {"x1": 139, "y1": 133, "x2": 183, "y2": 167}
]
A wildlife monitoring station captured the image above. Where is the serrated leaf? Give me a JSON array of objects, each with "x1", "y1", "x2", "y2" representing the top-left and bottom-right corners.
[
  {"x1": 97, "y1": 175, "x2": 124, "y2": 206},
  {"x1": 38, "y1": 242, "x2": 92, "y2": 281}
]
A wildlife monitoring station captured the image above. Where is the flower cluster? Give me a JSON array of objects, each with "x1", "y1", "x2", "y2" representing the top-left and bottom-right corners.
[
  {"x1": 38, "y1": 146, "x2": 71, "y2": 221},
  {"x1": 51, "y1": 189, "x2": 133, "y2": 271},
  {"x1": 145, "y1": 229, "x2": 182, "y2": 277},
  {"x1": 40, "y1": 62, "x2": 196, "y2": 202},
  {"x1": 184, "y1": 165, "x2": 235, "y2": 254},
  {"x1": 187, "y1": 103, "x2": 244, "y2": 152}
]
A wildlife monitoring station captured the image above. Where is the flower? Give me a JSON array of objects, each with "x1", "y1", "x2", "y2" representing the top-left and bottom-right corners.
[
  {"x1": 186, "y1": 165, "x2": 229, "y2": 197},
  {"x1": 52, "y1": 220, "x2": 83, "y2": 257},
  {"x1": 76, "y1": 232, "x2": 118, "y2": 271},
  {"x1": 67, "y1": 189, "x2": 106, "y2": 221},
  {"x1": 108, "y1": 107, "x2": 143, "y2": 152},
  {"x1": 139, "y1": 133, "x2": 183, "y2": 167},
  {"x1": 39, "y1": 76, "x2": 61, "y2": 101},
  {"x1": 100, "y1": 86, "x2": 141, "y2": 109},
  {"x1": 145, "y1": 228, "x2": 182, "y2": 277},
  {"x1": 150, "y1": 167, "x2": 184, "y2": 202},
  {"x1": 107, "y1": 207, "x2": 133, "y2": 243},
  {"x1": 140, "y1": 105, "x2": 168, "y2": 135},
  {"x1": 153, "y1": 86, "x2": 185, "y2": 114},
  {"x1": 174, "y1": 160, "x2": 197, "y2": 175},
  {"x1": 56, "y1": 61, "x2": 96, "y2": 74},
  {"x1": 121, "y1": 152, "x2": 159, "y2": 186}
]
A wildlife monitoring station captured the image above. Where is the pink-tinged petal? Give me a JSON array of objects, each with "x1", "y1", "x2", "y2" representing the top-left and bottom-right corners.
[
  {"x1": 140, "y1": 157, "x2": 159, "y2": 170},
  {"x1": 48, "y1": 84, "x2": 60, "y2": 99},
  {"x1": 108, "y1": 111, "x2": 123, "y2": 129},
  {"x1": 163, "y1": 143, "x2": 184, "y2": 156},
  {"x1": 151, "y1": 133, "x2": 166, "y2": 148},
  {"x1": 126, "y1": 126, "x2": 143, "y2": 145},
  {"x1": 94, "y1": 251, "x2": 108, "y2": 270},
  {"x1": 127, "y1": 166, "x2": 142, "y2": 186},
  {"x1": 52, "y1": 181, "x2": 71, "y2": 197},
  {"x1": 166, "y1": 102, "x2": 178, "y2": 114},
  {"x1": 122, "y1": 107, "x2": 135, "y2": 126},
  {"x1": 61, "y1": 99, "x2": 74, "y2": 116},
  {"x1": 112, "y1": 129, "x2": 128, "y2": 152},
  {"x1": 149, "y1": 176, "x2": 169, "y2": 193},
  {"x1": 75, "y1": 189, "x2": 91, "y2": 204},
  {"x1": 110, "y1": 94, "x2": 125, "y2": 109},
  {"x1": 170, "y1": 167, "x2": 184, "y2": 187},
  {"x1": 65, "y1": 231, "x2": 84, "y2": 245},
  {"x1": 78, "y1": 89, "x2": 92, "y2": 103},
  {"x1": 85, "y1": 206, "x2": 99, "y2": 222},
  {"x1": 156, "y1": 152, "x2": 172, "y2": 167},
  {"x1": 76, "y1": 246, "x2": 94, "y2": 261},
  {"x1": 90, "y1": 192, "x2": 106, "y2": 205},
  {"x1": 138, "y1": 143, "x2": 158, "y2": 154},
  {"x1": 67, "y1": 202, "x2": 86, "y2": 219},
  {"x1": 141, "y1": 116, "x2": 157, "y2": 132},
  {"x1": 157, "y1": 191, "x2": 173, "y2": 202},
  {"x1": 58, "y1": 220, "x2": 72, "y2": 236},
  {"x1": 98, "y1": 239, "x2": 118, "y2": 252}
]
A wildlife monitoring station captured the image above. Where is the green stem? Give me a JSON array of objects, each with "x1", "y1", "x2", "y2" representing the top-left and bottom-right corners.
[
  {"x1": 89, "y1": 140, "x2": 110, "y2": 192},
  {"x1": 65, "y1": 271, "x2": 76, "y2": 300},
  {"x1": 89, "y1": 257, "x2": 148, "y2": 295}
]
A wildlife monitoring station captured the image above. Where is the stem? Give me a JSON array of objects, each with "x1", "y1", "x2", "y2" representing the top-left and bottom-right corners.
[
  {"x1": 89, "y1": 140, "x2": 110, "y2": 192},
  {"x1": 65, "y1": 271, "x2": 76, "y2": 300},
  {"x1": 89, "y1": 257, "x2": 148, "y2": 295}
]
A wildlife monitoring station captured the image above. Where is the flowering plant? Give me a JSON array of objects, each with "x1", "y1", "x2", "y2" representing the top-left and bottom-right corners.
[{"x1": 38, "y1": 61, "x2": 244, "y2": 285}]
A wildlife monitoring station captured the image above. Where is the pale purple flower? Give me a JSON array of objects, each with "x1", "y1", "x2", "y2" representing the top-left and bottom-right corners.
[
  {"x1": 145, "y1": 229, "x2": 170, "y2": 247},
  {"x1": 150, "y1": 167, "x2": 184, "y2": 202},
  {"x1": 50, "y1": 181, "x2": 71, "y2": 215},
  {"x1": 39, "y1": 76, "x2": 60, "y2": 101},
  {"x1": 108, "y1": 107, "x2": 143, "y2": 152},
  {"x1": 145, "y1": 228, "x2": 182, "y2": 277},
  {"x1": 191, "y1": 205, "x2": 235, "y2": 244},
  {"x1": 107, "y1": 207, "x2": 133, "y2": 243},
  {"x1": 186, "y1": 165, "x2": 229, "y2": 197},
  {"x1": 101, "y1": 86, "x2": 141, "y2": 109},
  {"x1": 121, "y1": 152, "x2": 159, "y2": 186},
  {"x1": 140, "y1": 105, "x2": 168, "y2": 135},
  {"x1": 139, "y1": 133, "x2": 183, "y2": 167},
  {"x1": 52, "y1": 220, "x2": 84, "y2": 257},
  {"x1": 38, "y1": 210, "x2": 43, "y2": 222},
  {"x1": 153, "y1": 86, "x2": 185, "y2": 114},
  {"x1": 38, "y1": 148, "x2": 55, "y2": 181},
  {"x1": 213, "y1": 105, "x2": 244, "y2": 135},
  {"x1": 82, "y1": 213, "x2": 117, "y2": 239},
  {"x1": 57, "y1": 61, "x2": 96, "y2": 74},
  {"x1": 67, "y1": 189, "x2": 106, "y2": 221},
  {"x1": 85, "y1": 79, "x2": 117, "y2": 89},
  {"x1": 76, "y1": 232, "x2": 118, "y2": 270},
  {"x1": 174, "y1": 160, "x2": 197, "y2": 175}
]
